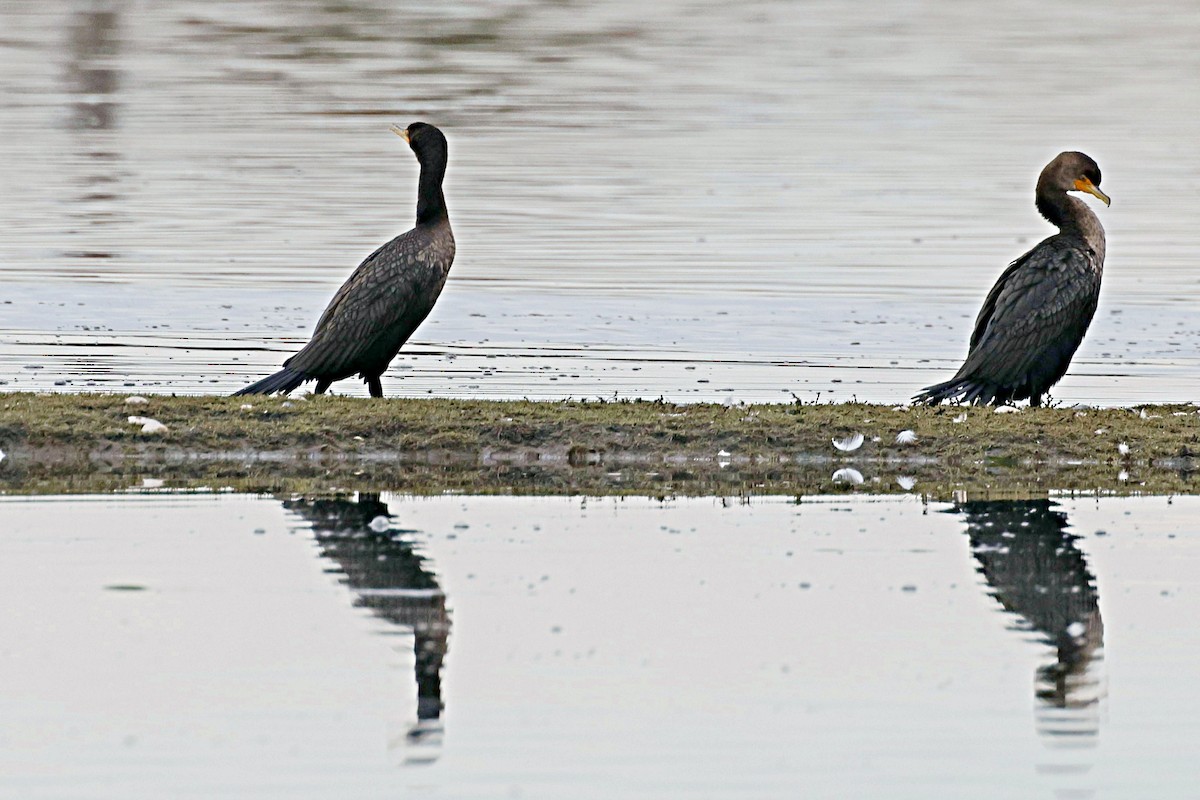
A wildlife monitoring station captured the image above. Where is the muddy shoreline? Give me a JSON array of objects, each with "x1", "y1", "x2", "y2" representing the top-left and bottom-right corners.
[{"x1": 2, "y1": 393, "x2": 1199, "y2": 497}]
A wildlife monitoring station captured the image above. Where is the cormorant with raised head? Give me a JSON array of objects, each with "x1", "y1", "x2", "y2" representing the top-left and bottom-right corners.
[
  {"x1": 914, "y1": 151, "x2": 1110, "y2": 407},
  {"x1": 235, "y1": 122, "x2": 455, "y2": 398}
]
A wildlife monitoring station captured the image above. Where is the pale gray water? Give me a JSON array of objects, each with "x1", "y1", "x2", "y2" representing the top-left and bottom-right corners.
[
  {"x1": 3, "y1": 1, "x2": 1200, "y2": 402},
  {"x1": 1, "y1": 491, "x2": 1198, "y2": 798}
]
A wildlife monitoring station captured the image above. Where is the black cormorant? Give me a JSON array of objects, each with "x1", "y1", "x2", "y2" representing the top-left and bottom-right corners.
[
  {"x1": 914, "y1": 151, "x2": 1110, "y2": 407},
  {"x1": 234, "y1": 121, "x2": 455, "y2": 398}
]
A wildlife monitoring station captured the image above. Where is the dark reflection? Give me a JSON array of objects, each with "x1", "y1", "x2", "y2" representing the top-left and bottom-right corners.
[
  {"x1": 64, "y1": 6, "x2": 121, "y2": 131},
  {"x1": 283, "y1": 492, "x2": 450, "y2": 764},
  {"x1": 954, "y1": 499, "x2": 1104, "y2": 741},
  {"x1": 62, "y1": 4, "x2": 126, "y2": 260}
]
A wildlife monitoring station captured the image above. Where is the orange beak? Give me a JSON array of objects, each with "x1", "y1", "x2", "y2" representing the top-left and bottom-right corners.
[{"x1": 1073, "y1": 177, "x2": 1111, "y2": 206}]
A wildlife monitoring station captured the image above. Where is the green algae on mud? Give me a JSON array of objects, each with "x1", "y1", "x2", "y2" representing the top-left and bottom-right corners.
[{"x1": 1, "y1": 392, "x2": 1200, "y2": 497}]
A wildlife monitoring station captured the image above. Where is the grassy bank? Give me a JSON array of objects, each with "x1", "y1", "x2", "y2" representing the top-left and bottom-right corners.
[{"x1": 1, "y1": 392, "x2": 1199, "y2": 497}]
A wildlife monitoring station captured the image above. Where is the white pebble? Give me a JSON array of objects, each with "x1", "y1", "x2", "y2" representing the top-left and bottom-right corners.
[
  {"x1": 894, "y1": 430, "x2": 918, "y2": 445},
  {"x1": 1117, "y1": 442, "x2": 1130, "y2": 455},
  {"x1": 128, "y1": 416, "x2": 168, "y2": 434},
  {"x1": 832, "y1": 433, "x2": 864, "y2": 452},
  {"x1": 832, "y1": 467, "x2": 864, "y2": 485}
]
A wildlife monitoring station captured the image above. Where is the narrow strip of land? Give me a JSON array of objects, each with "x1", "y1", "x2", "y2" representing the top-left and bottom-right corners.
[{"x1": 1, "y1": 393, "x2": 1198, "y2": 497}]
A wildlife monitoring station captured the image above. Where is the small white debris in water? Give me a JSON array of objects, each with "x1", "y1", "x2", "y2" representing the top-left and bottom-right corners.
[
  {"x1": 895, "y1": 430, "x2": 918, "y2": 445},
  {"x1": 717, "y1": 449, "x2": 731, "y2": 458},
  {"x1": 368, "y1": 515, "x2": 391, "y2": 533},
  {"x1": 832, "y1": 433, "x2": 864, "y2": 452},
  {"x1": 128, "y1": 416, "x2": 167, "y2": 434},
  {"x1": 141, "y1": 478, "x2": 164, "y2": 489},
  {"x1": 896, "y1": 476, "x2": 916, "y2": 490},
  {"x1": 832, "y1": 467, "x2": 864, "y2": 484},
  {"x1": 994, "y1": 406, "x2": 1019, "y2": 414},
  {"x1": 125, "y1": 395, "x2": 149, "y2": 405},
  {"x1": 1066, "y1": 621, "x2": 1087, "y2": 638},
  {"x1": 1117, "y1": 442, "x2": 1130, "y2": 456},
  {"x1": 239, "y1": 403, "x2": 254, "y2": 411},
  {"x1": 1118, "y1": 470, "x2": 1129, "y2": 482},
  {"x1": 1094, "y1": 428, "x2": 1106, "y2": 435},
  {"x1": 952, "y1": 413, "x2": 968, "y2": 424}
]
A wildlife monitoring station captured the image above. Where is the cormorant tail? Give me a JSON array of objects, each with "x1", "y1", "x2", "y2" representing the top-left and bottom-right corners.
[
  {"x1": 232, "y1": 367, "x2": 310, "y2": 396},
  {"x1": 912, "y1": 378, "x2": 998, "y2": 406}
]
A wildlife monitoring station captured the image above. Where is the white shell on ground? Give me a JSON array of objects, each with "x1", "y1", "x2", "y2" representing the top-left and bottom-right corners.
[
  {"x1": 128, "y1": 416, "x2": 168, "y2": 434},
  {"x1": 832, "y1": 433, "x2": 864, "y2": 452}
]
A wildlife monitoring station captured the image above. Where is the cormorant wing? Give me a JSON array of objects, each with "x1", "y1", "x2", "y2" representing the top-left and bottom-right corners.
[
  {"x1": 285, "y1": 231, "x2": 435, "y2": 379},
  {"x1": 961, "y1": 237, "x2": 1101, "y2": 389}
]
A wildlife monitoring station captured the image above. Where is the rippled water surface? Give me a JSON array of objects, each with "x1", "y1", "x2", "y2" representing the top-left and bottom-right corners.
[
  {"x1": 1, "y1": 491, "x2": 1198, "y2": 798},
  {"x1": 4, "y1": 1, "x2": 1200, "y2": 401}
]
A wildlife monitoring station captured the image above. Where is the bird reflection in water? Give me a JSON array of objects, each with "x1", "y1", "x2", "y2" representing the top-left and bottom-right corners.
[
  {"x1": 62, "y1": 5, "x2": 126, "y2": 265},
  {"x1": 954, "y1": 499, "x2": 1104, "y2": 741},
  {"x1": 283, "y1": 493, "x2": 449, "y2": 765}
]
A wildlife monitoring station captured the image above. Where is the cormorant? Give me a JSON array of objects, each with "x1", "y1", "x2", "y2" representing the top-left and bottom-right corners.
[
  {"x1": 914, "y1": 151, "x2": 1110, "y2": 407},
  {"x1": 234, "y1": 122, "x2": 455, "y2": 398}
]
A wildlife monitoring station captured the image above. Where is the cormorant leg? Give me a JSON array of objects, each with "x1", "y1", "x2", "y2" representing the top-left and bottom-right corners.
[
  {"x1": 1029, "y1": 393, "x2": 1042, "y2": 408},
  {"x1": 367, "y1": 376, "x2": 383, "y2": 398},
  {"x1": 314, "y1": 379, "x2": 331, "y2": 395}
]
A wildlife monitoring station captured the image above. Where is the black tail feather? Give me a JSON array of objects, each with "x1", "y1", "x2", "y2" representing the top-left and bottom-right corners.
[
  {"x1": 913, "y1": 377, "x2": 1000, "y2": 406},
  {"x1": 232, "y1": 367, "x2": 310, "y2": 396}
]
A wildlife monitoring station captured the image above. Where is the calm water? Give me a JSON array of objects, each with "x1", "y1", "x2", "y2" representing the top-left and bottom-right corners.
[
  {"x1": 1, "y1": 491, "x2": 1198, "y2": 798},
  {"x1": 4, "y1": 1, "x2": 1200, "y2": 402}
]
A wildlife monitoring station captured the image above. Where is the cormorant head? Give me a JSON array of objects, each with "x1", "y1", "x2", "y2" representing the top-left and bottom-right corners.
[
  {"x1": 1043, "y1": 151, "x2": 1110, "y2": 207},
  {"x1": 390, "y1": 121, "x2": 448, "y2": 163}
]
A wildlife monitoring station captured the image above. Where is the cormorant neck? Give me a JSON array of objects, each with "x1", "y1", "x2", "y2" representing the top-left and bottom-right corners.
[
  {"x1": 415, "y1": 148, "x2": 448, "y2": 226},
  {"x1": 1036, "y1": 186, "x2": 1105, "y2": 256}
]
